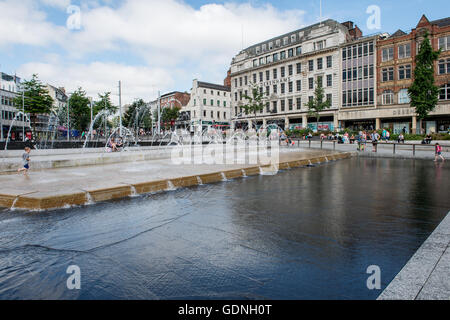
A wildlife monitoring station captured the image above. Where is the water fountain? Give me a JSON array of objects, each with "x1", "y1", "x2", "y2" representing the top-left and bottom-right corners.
[{"x1": 4, "y1": 111, "x2": 33, "y2": 150}]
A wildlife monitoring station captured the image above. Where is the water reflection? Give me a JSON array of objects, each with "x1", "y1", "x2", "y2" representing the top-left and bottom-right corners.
[{"x1": 0, "y1": 158, "x2": 448, "y2": 300}]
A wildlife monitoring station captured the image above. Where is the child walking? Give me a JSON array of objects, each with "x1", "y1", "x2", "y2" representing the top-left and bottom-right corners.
[
  {"x1": 18, "y1": 147, "x2": 31, "y2": 175},
  {"x1": 434, "y1": 143, "x2": 445, "y2": 162}
]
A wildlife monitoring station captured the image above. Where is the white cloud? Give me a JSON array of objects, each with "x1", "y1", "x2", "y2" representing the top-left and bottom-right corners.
[
  {"x1": 17, "y1": 61, "x2": 174, "y2": 104},
  {"x1": 4, "y1": 0, "x2": 307, "y2": 102},
  {"x1": 39, "y1": 0, "x2": 71, "y2": 9}
]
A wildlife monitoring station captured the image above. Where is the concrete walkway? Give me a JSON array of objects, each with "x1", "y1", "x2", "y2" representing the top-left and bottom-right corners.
[
  {"x1": 378, "y1": 212, "x2": 450, "y2": 300},
  {"x1": 0, "y1": 149, "x2": 350, "y2": 210}
]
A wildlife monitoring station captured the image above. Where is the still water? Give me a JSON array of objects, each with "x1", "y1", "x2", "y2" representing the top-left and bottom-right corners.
[{"x1": 0, "y1": 158, "x2": 448, "y2": 300}]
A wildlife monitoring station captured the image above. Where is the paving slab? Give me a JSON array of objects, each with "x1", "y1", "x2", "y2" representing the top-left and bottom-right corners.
[
  {"x1": 378, "y1": 211, "x2": 450, "y2": 300},
  {"x1": 0, "y1": 148, "x2": 350, "y2": 210}
]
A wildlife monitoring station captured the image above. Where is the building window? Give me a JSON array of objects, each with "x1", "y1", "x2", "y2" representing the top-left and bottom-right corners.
[
  {"x1": 288, "y1": 99, "x2": 293, "y2": 111},
  {"x1": 203, "y1": 98, "x2": 207, "y2": 105},
  {"x1": 398, "y1": 65, "x2": 411, "y2": 80},
  {"x1": 259, "y1": 72, "x2": 263, "y2": 82},
  {"x1": 342, "y1": 91, "x2": 347, "y2": 106},
  {"x1": 266, "y1": 102, "x2": 270, "y2": 113},
  {"x1": 273, "y1": 69, "x2": 278, "y2": 79},
  {"x1": 343, "y1": 70, "x2": 347, "y2": 82},
  {"x1": 438, "y1": 59, "x2": 450, "y2": 75},
  {"x1": 272, "y1": 101, "x2": 277, "y2": 113},
  {"x1": 382, "y1": 90, "x2": 394, "y2": 105},
  {"x1": 253, "y1": 73, "x2": 257, "y2": 83},
  {"x1": 266, "y1": 70, "x2": 270, "y2": 81},
  {"x1": 239, "y1": 77, "x2": 242, "y2": 86},
  {"x1": 382, "y1": 67, "x2": 394, "y2": 82},
  {"x1": 382, "y1": 47, "x2": 394, "y2": 62},
  {"x1": 288, "y1": 48, "x2": 294, "y2": 58},
  {"x1": 234, "y1": 79, "x2": 238, "y2": 87},
  {"x1": 281, "y1": 67, "x2": 285, "y2": 78},
  {"x1": 326, "y1": 56, "x2": 332, "y2": 68},
  {"x1": 266, "y1": 55, "x2": 272, "y2": 64},
  {"x1": 281, "y1": 100, "x2": 285, "y2": 112},
  {"x1": 288, "y1": 65, "x2": 293, "y2": 76},
  {"x1": 266, "y1": 86, "x2": 270, "y2": 95},
  {"x1": 296, "y1": 63, "x2": 302, "y2": 74},
  {"x1": 342, "y1": 48, "x2": 347, "y2": 61},
  {"x1": 326, "y1": 94, "x2": 332, "y2": 105},
  {"x1": 273, "y1": 53, "x2": 279, "y2": 62},
  {"x1": 309, "y1": 78, "x2": 314, "y2": 90},
  {"x1": 273, "y1": 85, "x2": 277, "y2": 94},
  {"x1": 288, "y1": 82, "x2": 293, "y2": 93},
  {"x1": 398, "y1": 43, "x2": 411, "y2": 59},
  {"x1": 296, "y1": 46, "x2": 302, "y2": 55},
  {"x1": 280, "y1": 51, "x2": 286, "y2": 60},
  {"x1": 326, "y1": 74, "x2": 332, "y2": 87},
  {"x1": 244, "y1": 76, "x2": 248, "y2": 85},
  {"x1": 438, "y1": 36, "x2": 450, "y2": 51},
  {"x1": 315, "y1": 40, "x2": 325, "y2": 50},
  {"x1": 210, "y1": 99, "x2": 214, "y2": 106},
  {"x1": 296, "y1": 80, "x2": 301, "y2": 92},
  {"x1": 296, "y1": 97, "x2": 301, "y2": 110},
  {"x1": 317, "y1": 58, "x2": 323, "y2": 70},
  {"x1": 317, "y1": 76, "x2": 323, "y2": 87},
  {"x1": 281, "y1": 83, "x2": 285, "y2": 94},
  {"x1": 224, "y1": 101, "x2": 226, "y2": 107},
  {"x1": 440, "y1": 83, "x2": 450, "y2": 100},
  {"x1": 308, "y1": 60, "x2": 314, "y2": 72},
  {"x1": 398, "y1": 89, "x2": 410, "y2": 104}
]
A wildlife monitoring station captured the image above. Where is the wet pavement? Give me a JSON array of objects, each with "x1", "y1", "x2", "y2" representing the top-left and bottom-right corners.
[{"x1": 0, "y1": 157, "x2": 449, "y2": 299}]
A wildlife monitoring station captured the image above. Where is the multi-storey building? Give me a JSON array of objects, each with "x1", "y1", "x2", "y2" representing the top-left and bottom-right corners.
[
  {"x1": 230, "y1": 19, "x2": 362, "y2": 131},
  {"x1": 342, "y1": 15, "x2": 450, "y2": 134},
  {"x1": 338, "y1": 35, "x2": 379, "y2": 131},
  {"x1": 0, "y1": 72, "x2": 28, "y2": 141},
  {"x1": 183, "y1": 79, "x2": 231, "y2": 131}
]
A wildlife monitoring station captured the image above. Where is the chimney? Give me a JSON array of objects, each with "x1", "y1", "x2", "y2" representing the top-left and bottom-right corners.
[{"x1": 342, "y1": 21, "x2": 354, "y2": 30}]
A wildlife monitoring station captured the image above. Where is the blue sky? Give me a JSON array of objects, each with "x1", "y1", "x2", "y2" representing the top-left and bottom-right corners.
[{"x1": 0, "y1": 0, "x2": 448, "y2": 104}]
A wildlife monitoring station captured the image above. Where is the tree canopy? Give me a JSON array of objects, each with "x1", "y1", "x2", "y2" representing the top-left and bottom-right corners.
[
  {"x1": 408, "y1": 32, "x2": 441, "y2": 123},
  {"x1": 305, "y1": 78, "x2": 331, "y2": 131}
]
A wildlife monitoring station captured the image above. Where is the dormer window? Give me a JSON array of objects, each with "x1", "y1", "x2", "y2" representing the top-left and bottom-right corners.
[
  {"x1": 299, "y1": 31, "x2": 304, "y2": 38},
  {"x1": 255, "y1": 46, "x2": 260, "y2": 54},
  {"x1": 283, "y1": 37, "x2": 289, "y2": 45},
  {"x1": 269, "y1": 42, "x2": 273, "y2": 50},
  {"x1": 262, "y1": 44, "x2": 267, "y2": 52},
  {"x1": 291, "y1": 34, "x2": 296, "y2": 42},
  {"x1": 276, "y1": 39, "x2": 281, "y2": 47}
]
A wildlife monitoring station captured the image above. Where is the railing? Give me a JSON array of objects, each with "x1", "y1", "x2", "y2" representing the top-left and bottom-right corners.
[{"x1": 288, "y1": 138, "x2": 449, "y2": 157}]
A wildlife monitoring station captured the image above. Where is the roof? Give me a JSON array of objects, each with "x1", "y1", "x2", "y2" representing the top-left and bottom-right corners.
[
  {"x1": 197, "y1": 81, "x2": 230, "y2": 92},
  {"x1": 160, "y1": 91, "x2": 188, "y2": 98},
  {"x1": 390, "y1": 29, "x2": 407, "y2": 38},
  {"x1": 431, "y1": 17, "x2": 450, "y2": 27}
]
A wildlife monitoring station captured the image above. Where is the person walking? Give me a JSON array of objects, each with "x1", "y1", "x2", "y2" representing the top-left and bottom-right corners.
[{"x1": 434, "y1": 143, "x2": 445, "y2": 162}]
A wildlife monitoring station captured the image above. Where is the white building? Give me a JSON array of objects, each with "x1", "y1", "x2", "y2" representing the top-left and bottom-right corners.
[
  {"x1": 183, "y1": 79, "x2": 231, "y2": 131},
  {"x1": 0, "y1": 72, "x2": 28, "y2": 141},
  {"x1": 230, "y1": 19, "x2": 359, "y2": 131}
]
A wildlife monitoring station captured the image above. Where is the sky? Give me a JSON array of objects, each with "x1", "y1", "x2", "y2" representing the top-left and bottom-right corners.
[{"x1": 0, "y1": 0, "x2": 449, "y2": 105}]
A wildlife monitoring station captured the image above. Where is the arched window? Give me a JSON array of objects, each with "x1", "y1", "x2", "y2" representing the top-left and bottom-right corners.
[
  {"x1": 382, "y1": 90, "x2": 394, "y2": 105},
  {"x1": 398, "y1": 89, "x2": 410, "y2": 104}
]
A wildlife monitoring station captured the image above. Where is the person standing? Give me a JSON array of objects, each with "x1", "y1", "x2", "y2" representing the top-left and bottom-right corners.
[
  {"x1": 371, "y1": 131, "x2": 379, "y2": 152},
  {"x1": 434, "y1": 143, "x2": 445, "y2": 162}
]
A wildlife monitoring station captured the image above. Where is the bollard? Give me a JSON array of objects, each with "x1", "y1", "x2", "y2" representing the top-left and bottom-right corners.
[
  {"x1": 333, "y1": 141, "x2": 336, "y2": 150},
  {"x1": 309, "y1": 139, "x2": 311, "y2": 148},
  {"x1": 393, "y1": 143, "x2": 396, "y2": 155},
  {"x1": 413, "y1": 144, "x2": 416, "y2": 157},
  {"x1": 321, "y1": 140, "x2": 323, "y2": 149}
]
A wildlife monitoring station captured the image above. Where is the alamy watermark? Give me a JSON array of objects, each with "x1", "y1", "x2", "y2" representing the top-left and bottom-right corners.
[
  {"x1": 66, "y1": 5, "x2": 81, "y2": 30},
  {"x1": 366, "y1": 265, "x2": 381, "y2": 290},
  {"x1": 366, "y1": 5, "x2": 381, "y2": 30},
  {"x1": 66, "y1": 265, "x2": 81, "y2": 290}
]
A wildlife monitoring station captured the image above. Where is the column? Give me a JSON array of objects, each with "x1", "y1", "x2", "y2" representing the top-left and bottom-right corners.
[
  {"x1": 333, "y1": 113, "x2": 339, "y2": 131},
  {"x1": 302, "y1": 115, "x2": 308, "y2": 129},
  {"x1": 412, "y1": 116, "x2": 417, "y2": 134},
  {"x1": 285, "y1": 117, "x2": 290, "y2": 130},
  {"x1": 376, "y1": 118, "x2": 381, "y2": 130}
]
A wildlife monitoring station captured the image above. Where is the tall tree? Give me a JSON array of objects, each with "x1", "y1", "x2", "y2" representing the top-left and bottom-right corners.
[
  {"x1": 93, "y1": 92, "x2": 118, "y2": 116},
  {"x1": 68, "y1": 87, "x2": 91, "y2": 132},
  {"x1": 242, "y1": 84, "x2": 265, "y2": 127},
  {"x1": 408, "y1": 32, "x2": 441, "y2": 134},
  {"x1": 13, "y1": 74, "x2": 53, "y2": 138},
  {"x1": 123, "y1": 99, "x2": 146, "y2": 129},
  {"x1": 305, "y1": 78, "x2": 331, "y2": 132}
]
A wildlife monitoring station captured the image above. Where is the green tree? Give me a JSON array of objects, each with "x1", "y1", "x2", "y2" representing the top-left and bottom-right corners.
[
  {"x1": 408, "y1": 32, "x2": 441, "y2": 134},
  {"x1": 123, "y1": 99, "x2": 147, "y2": 129},
  {"x1": 93, "y1": 92, "x2": 118, "y2": 116},
  {"x1": 13, "y1": 74, "x2": 53, "y2": 138},
  {"x1": 161, "y1": 107, "x2": 181, "y2": 129},
  {"x1": 242, "y1": 84, "x2": 265, "y2": 126},
  {"x1": 305, "y1": 78, "x2": 331, "y2": 132},
  {"x1": 68, "y1": 87, "x2": 91, "y2": 132}
]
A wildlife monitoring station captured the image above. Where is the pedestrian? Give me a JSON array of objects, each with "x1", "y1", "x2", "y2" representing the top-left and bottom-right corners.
[
  {"x1": 434, "y1": 143, "x2": 445, "y2": 162},
  {"x1": 371, "y1": 131, "x2": 379, "y2": 152},
  {"x1": 18, "y1": 146, "x2": 31, "y2": 175}
]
